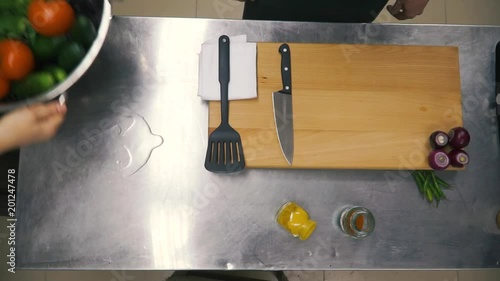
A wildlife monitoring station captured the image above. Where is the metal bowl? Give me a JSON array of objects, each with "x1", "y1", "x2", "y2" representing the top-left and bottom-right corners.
[{"x1": 0, "y1": 0, "x2": 112, "y2": 112}]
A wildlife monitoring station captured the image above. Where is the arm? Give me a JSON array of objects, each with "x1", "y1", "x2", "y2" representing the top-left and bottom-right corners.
[{"x1": 0, "y1": 101, "x2": 66, "y2": 154}]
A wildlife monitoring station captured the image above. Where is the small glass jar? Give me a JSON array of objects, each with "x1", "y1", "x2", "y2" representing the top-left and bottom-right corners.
[
  {"x1": 276, "y1": 202, "x2": 317, "y2": 240},
  {"x1": 339, "y1": 206, "x2": 375, "y2": 238}
]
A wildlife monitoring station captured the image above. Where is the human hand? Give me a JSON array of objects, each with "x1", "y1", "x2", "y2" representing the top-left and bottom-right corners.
[
  {"x1": 0, "y1": 100, "x2": 67, "y2": 154},
  {"x1": 387, "y1": 0, "x2": 429, "y2": 20}
]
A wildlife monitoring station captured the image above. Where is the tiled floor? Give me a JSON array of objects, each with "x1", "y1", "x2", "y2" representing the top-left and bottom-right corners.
[
  {"x1": 324, "y1": 271, "x2": 459, "y2": 281},
  {"x1": 3, "y1": 0, "x2": 500, "y2": 281},
  {"x1": 3, "y1": 267, "x2": 499, "y2": 281},
  {"x1": 112, "y1": 0, "x2": 500, "y2": 25}
]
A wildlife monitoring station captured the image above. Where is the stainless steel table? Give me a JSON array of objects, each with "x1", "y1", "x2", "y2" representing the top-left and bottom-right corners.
[{"x1": 16, "y1": 17, "x2": 500, "y2": 270}]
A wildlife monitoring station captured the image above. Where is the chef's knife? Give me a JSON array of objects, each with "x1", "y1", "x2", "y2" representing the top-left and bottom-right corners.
[
  {"x1": 496, "y1": 42, "x2": 500, "y2": 139},
  {"x1": 273, "y1": 44, "x2": 294, "y2": 165}
]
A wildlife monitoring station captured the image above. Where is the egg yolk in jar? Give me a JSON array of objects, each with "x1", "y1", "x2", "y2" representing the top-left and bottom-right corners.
[{"x1": 276, "y1": 202, "x2": 316, "y2": 240}]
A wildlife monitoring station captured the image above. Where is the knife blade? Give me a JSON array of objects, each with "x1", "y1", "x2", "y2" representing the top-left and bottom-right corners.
[
  {"x1": 273, "y1": 43, "x2": 294, "y2": 165},
  {"x1": 496, "y1": 42, "x2": 500, "y2": 139}
]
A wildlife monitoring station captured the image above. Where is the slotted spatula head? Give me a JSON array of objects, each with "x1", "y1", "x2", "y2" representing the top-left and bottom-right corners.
[
  {"x1": 205, "y1": 123, "x2": 245, "y2": 173},
  {"x1": 204, "y1": 35, "x2": 245, "y2": 173}
]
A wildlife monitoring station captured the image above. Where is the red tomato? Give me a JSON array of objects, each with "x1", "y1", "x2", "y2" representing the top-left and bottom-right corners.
[
  {"x1": 28, "y1": 0, "x2": 75, "y2": 37},
  {"x1": 0, "y1": 74, "x2": 9, "y2": 98},
  {"x1": 0, "y1": 40, "x2": 35, "y2": 81}
]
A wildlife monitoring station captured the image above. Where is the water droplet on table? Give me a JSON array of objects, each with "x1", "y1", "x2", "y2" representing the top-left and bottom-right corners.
[{"x1": 114, "y1": 114, "x2": 164, "y2": 177}]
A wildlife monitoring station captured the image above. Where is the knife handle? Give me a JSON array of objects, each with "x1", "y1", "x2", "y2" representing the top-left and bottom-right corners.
[
  {"x1": 496, "y1": 42, "x2": 500, "y2": 95},
  {"x1": 279, "y1": 44, "x2": 292, "y2": 95},
  {"x1": 496, "y1": 43, "x2": 500, "y2": 127},
  {"x1": 219, "y1": 35, "x2": 230, "y2": 125}
]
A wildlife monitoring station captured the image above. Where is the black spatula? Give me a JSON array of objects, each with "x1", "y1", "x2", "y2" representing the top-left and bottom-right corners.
[{"x1": 204, "y1": 35, "x2": 245, "y2": 173}]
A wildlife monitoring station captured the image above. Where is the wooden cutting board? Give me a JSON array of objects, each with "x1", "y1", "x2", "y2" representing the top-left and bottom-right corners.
[{"x1": 209, "y1": 43, "x2": 462, "y2": 170}]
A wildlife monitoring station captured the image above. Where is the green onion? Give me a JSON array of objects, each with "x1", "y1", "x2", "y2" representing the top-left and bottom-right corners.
[
  {"x1": 411, "y1": 170, "x2": 451, "y2": 206},
  {"x1": 435, "y1": 176, "x2": 452, "y2": 188},
  {"x1": 425, "y1": 187, "x2": 434, "y2": 203}
]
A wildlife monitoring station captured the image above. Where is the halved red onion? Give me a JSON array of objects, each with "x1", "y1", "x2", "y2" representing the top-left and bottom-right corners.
[
  {"x1": 428, "y1": 149, "x2": 450, "y2": 170},
  {"x1": 429, "y1": 131, "x2": 449, "y2": 149},
  {"x1": 448, "y1": 149, "x2": 470, "y2": 168}
]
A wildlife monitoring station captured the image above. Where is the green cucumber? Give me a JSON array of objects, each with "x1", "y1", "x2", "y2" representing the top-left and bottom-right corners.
[
  {"x1": 70, "y1": 15, "x2": 97, "y2": 49},
  {"x1": 57, "y1": 42, "x2": 86, "y2": 72},
  {"x1": 31, "y1": 35, "x2": 67, "y2": 62},
  {"x1": 44, "y1": 66, "x2": 68, "y2": 84},
  {"x1": 12, "y1": 72, "x2": 55, "y2": 98}
]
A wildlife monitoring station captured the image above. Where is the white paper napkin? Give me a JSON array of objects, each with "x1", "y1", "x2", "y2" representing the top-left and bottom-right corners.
[{"x1": 198, "y1": 35, "x2": 257, "y2": 101}]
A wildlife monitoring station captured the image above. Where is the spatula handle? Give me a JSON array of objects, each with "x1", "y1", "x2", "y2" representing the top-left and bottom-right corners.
[{"x1": 219, "y1": 35, "x2": 230, "y2": 125}]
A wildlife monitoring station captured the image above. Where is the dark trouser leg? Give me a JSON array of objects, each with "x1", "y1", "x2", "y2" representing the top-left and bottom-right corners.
[{"x1": 243, "y1": 0, "x2": 389, "y2": 23}]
